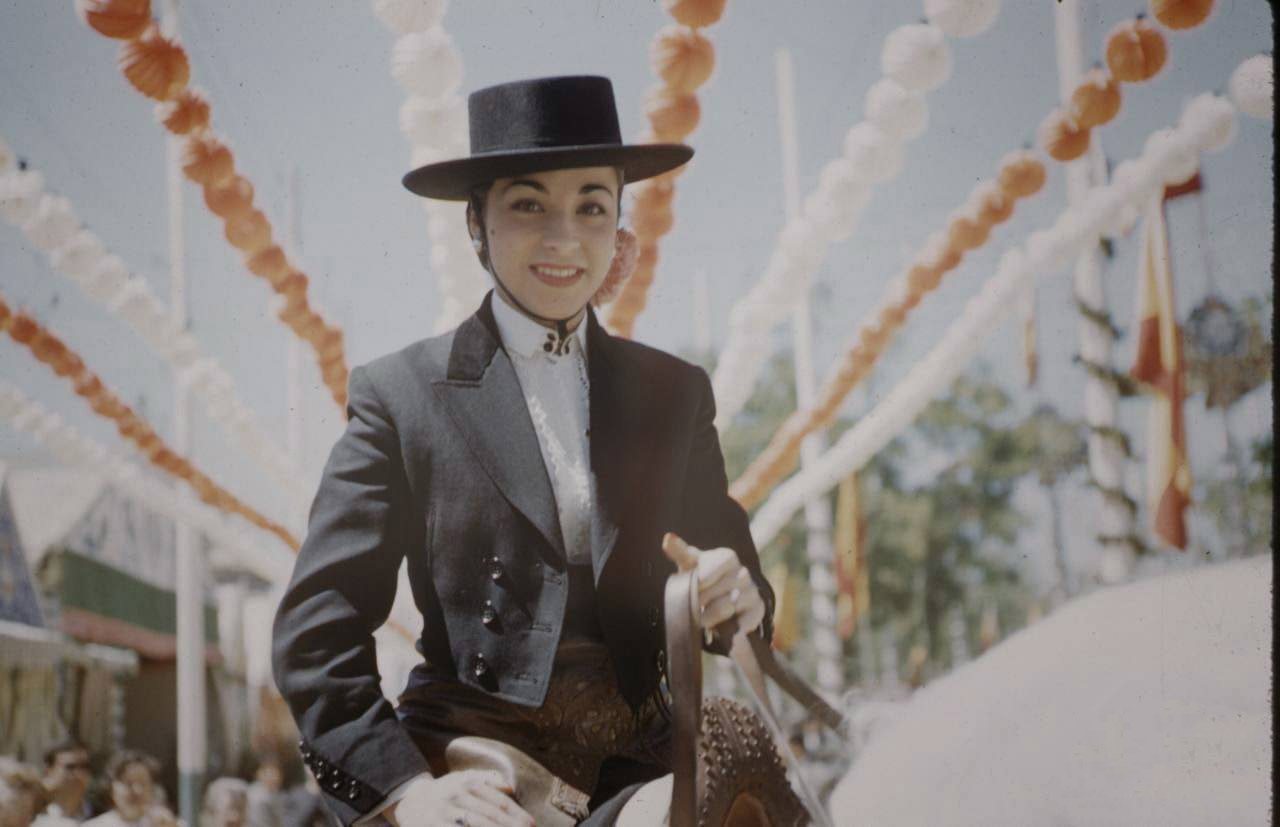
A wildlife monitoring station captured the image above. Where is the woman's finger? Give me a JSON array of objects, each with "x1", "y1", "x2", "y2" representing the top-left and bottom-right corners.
[
  {"x1": 662, "y1": 532, "x2": 698, "y2": 571},
  {"x1": 473, "y1": 781, "x2": 535, "y2": 827},
  {"x1": 701, "y1": 592, "x2": 738, "y2": 628},
  {"x1": 451, "y1": 797, "x2": 513, "y2": 827}
]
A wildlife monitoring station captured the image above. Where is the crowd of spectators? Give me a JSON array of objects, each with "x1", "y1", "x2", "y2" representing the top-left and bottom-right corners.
[{"x1": 0, "y1": 746, "x2": 325, "y2": 827}]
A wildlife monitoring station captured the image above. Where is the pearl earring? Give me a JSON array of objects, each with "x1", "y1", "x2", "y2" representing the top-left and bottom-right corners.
[{"x1": 471, "y1": 237, "x2": 483, "y2": 252}]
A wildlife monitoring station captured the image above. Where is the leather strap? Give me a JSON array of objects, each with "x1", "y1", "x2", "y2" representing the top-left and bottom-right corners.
[
  {"x1": 664, "y1": 569, "x2": 701, "y2": 827},
  {"x1": 663, "y1": 569, "x2": 850, "y2": 827}
]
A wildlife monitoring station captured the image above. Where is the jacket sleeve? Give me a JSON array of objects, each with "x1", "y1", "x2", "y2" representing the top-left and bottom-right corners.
[
  {"x1": 676, "y1": 366, "x2": 776, "y2": 652},
  {"x1": 272, "y1": 366, "x2": 431, "y2": 826}
]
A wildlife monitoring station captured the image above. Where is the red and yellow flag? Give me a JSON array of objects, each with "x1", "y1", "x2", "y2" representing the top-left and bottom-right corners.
[
  {"x1": 1129, "y1": 196, "x2": 1192, "y2": 549},
  {"x1": 834, "y1": 472, "x2": 870, "y2": 640}
]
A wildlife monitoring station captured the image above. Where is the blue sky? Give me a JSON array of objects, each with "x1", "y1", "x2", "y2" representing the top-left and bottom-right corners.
[{"x1": 0, "y1": 1, "x2": 1272, "y2": 578}]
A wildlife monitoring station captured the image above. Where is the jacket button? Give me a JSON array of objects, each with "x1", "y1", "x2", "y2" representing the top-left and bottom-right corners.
[
  {"x1": 655, "y1": 649, "x2": 666, "y2": 671},
  {"x1": 648, "y1": 607, "x2": 660, "y2": 628},
  {"x1": 347, "y1": 782, "x2": 361, "y2": 801},
  {"x1": 481, "y1": 601, "x2": 498, "y2": 627},
  {"x1": 487, "y1": 556, "x2": 504, "y2": 582},
  {"x1": 473, "y1": 653, "x2": 489, "y2": 677}
]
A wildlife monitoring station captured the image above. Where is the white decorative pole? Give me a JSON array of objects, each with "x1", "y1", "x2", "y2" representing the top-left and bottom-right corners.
[
  {"x1": 776, "y1": 49, "x2": 841, "y2": 696},
  {"x1": 1053, "y1": 0, "x2": 1138, "y2": 584},
  {"x1": 163, "y1": 0, "x2": 206, "y2": 819}
]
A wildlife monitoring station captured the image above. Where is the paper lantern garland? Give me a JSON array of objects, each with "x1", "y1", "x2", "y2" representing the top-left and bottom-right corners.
[
  {"x1": 79, "y1": 12, "x2": 352, "y2": 410},
  {"x1": 603, "y1": 4, "x2": 731, "y2": 337},
  {"x1": 729, "y1": 150, "x2": 1045, "y2": 509},
  {"x1": 0, "y1": 301, "x2": 298, "y2": 550},
  {"x1": 748, "y1": 92, "x2": 1238, "y2": 548},
  {"x1": 0, "y1": 150, "x2": 308, "y2": 505}
]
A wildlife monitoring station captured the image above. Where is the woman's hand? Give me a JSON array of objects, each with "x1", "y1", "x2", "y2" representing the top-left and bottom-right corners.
[
  {"x1": 385, "y1": 772, "x2": 534, "y2": 827},
  {"x1": 662, "y1": 533, "x2": 766, "y2": 638}
]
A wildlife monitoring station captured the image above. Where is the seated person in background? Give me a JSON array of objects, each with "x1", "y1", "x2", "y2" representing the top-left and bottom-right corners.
[
  {"x1": 83, "y1": 752, "x2": 175, "y2": 827},
  {"x1": 0, "y1": 759, "x2": 48, "y2": 827},
  {"x1": 201, "y1": 779, "x2": 248, "y2": 827},
  {"x1": 33, "y1": 741, "x2": 94, "y2": 827}
]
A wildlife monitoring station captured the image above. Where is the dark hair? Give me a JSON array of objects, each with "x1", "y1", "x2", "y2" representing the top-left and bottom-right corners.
[
  {"x1": 105, "y1": 750, "x2": 161, "y2": 783},
  {"x1": 43, "y1": 740, "x2": 89, "y2": 769}
]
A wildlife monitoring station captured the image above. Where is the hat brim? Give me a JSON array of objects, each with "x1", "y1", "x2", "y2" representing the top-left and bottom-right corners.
[{"x1": 402, "y1": 142, "x2": 693, "y2": 200}]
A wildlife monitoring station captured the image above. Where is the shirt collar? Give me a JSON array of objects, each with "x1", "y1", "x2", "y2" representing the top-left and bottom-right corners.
[{"x1": 491, "y1": 292, "x2": 589, "y2": 361}]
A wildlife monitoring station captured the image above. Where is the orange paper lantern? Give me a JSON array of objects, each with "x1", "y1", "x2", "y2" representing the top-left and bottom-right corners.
[
  {"x1": 224, "y1": 209, "x2": 272, "y2": 254},
  {"x1": 632, "y1": 200, "x2": 675, "y2": 240},
  {"x1": 73, "y1": 373, "x2": 104, "y2": 398},
  {"x1": 278, "y1": 271, "x2": 309, "y2": 298},
  {"x1": 652, "y1": 26, "x2": 716, "y2": 94},
  {"x1": 246, "y1": 245, "x2": 289, "y2": 283},
  {"x1": 76, "y1": 0, "x2": 151, "y2": 40},
  {"x1": 1149, "y1": 0, "x2": 1214, "y2": 30},
  {"x1": 182, "y1": 135, "x2": 235, "y2": 187},
  {"x1": 118, "y1": 26, "x2": 190, "y2": 101},
  {"x1": 878, "y1": 303, "x2": 907, "y2": 330},
  {"x1": 997, "y1": 150, "x2": 1047, "y2": 199},
  {"x1": 662, "y1": 0, "x2": 727, "y2": 28},
  {"x1": 1039, "y1": 108, "x2": 1091, "y2": 162},
  {"x1": 8, "y1": 312, "x2": 38, "y2": 344},
  {"x1": 973, "y1": 182, "x2": 1014, "y2": 225},
  {"x1": 158, "y1": 90, "x2": 210, "y2": 135},
  {"x1": 632, "y1": 179, "x2": 676, "y2": 213},
  {"x1": 53, "y1": 350, "x2": 86, "y2": 380},
  {"x1": 1069, "y1": 67, "x2": 1122, "y2": 128},
  {"x1": 203, "y1": 175, "x2": 254, "y2": 221},
  {"x1": 0, "y1": 297, "x2": 10, "y2": 329},
  {"x1": 947, "y1": 212, "x2": 990, "y2": 251},
  {"x1": 906, "y1": 264, "x2": 937, "y2": 294},
  {"x1": 1105, "y1": 18, "x2": 1167, "y2": 83},
  {"x1": 645, "y1": 88, "x2": 700, "y2": 141},
  {"x1": 29, "y1": 331, "x2": 65, "y2": 366}
]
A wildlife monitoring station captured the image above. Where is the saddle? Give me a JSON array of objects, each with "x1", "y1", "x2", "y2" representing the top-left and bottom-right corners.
[{"x1": 662, "y1": 568, "x2": 848, "y2": 827}]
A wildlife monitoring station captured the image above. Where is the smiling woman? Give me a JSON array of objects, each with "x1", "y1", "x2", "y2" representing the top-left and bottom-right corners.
[
  {"x1": 272, "y1": 75, "x2": 781, "y2": 827},
  {"x1": 466, "y1": 166, "x2": 623, "y2": 324}
]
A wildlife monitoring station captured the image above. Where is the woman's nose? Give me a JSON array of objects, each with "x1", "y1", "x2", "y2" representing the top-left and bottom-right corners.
[{"x1": 541, "y1": 214, "x2": 581, "y2": 254}]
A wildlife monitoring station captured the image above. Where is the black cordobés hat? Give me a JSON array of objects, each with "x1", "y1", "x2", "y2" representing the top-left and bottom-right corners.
[{"x1": 401, "y1": 75, "x2": 693, "y2": 201}]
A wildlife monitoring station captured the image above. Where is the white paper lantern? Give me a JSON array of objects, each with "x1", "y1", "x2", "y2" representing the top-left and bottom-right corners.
[
  {"x1": 1229, "y1": 54, "x2": 1272, "y2": 121},
  {"x1": 372, "y1": 0, "x2": 448, "y2": 34},
  {"x1": 817, "y1": 157, "x2": 870, "y2": 202},
  {"x1": 1180, "y1": 93, "x2": 1237, "y2": 153},
  {"x1": 0, "y1": 386, "x2": 25, "y2": 419},
  {"x1": 111, "y1": 278, "x2": 156, "y2": 327},
  {"x1": 22, "y1": 194, "x2": 80, "y2": 252},
  {"x1": 400, "y1": 94, "x2": 466, "y2": 147},
  {"x1": 50, "y1": 230, "x2": 107, "y2": 283},
  {"x1": 84, "y1": 254, "x2": 130, "y2": 303},
  {"x1": 924, "y1": 0, "x2": 1001, "y2": 38},
  {"x1": 1107, "y1": 201, "x2": 1140, "y2": 238},
  {"x1": 1144, "y1": 128, "x2": 1198, "y2": 187},
  {"x1": 864, "y1": 78, "x2": 929, "y2": 141},
  {"x1": 391, "y1": 28, "x2": 463, "y2": 100},
  {"x1": 1026, "y1": 228, "x2": 1074, "y2": 272},
  {"x1": 805, "y1": 184, "x2": 870, "y2": 243},
  {"x1": 0, "y1": 136, "x2": 13, "y2": 174},
  {"x1": 0, "y1": 169, "x2": 46, "y2": 224},
  {"x1": 881, "y1": 23, "x2": 952, "y2": 93},
  {"x1": 842, "y1": 122, "x2": 903, "y2": 183},
  {"x1": 778, "y1": 217, "x2": 825, "y2": 277}
]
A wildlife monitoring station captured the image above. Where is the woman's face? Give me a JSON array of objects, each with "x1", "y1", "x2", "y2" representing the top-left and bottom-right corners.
[
  {"x1": 473, "y1": 166, "x2": 621, "y2": 322},
  {"x1": 111, "y1": 763, "x2": 154, "y2": 821}
]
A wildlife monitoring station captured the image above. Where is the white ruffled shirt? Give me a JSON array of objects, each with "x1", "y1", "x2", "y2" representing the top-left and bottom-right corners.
[{"x1": 491, "y1": 293, "x2": 597, "y2": 566}]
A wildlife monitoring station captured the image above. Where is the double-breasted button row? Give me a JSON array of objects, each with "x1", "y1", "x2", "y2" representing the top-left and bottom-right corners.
[
  {"x1": 486, "y1": 555, "x2": 504, "y2": 582},
  {"x1": 481, "y1": 600, "x2": 498, "y2": 628},
  {"x1": 473, "y1": 653, "x2": 490, "y2": 677}
]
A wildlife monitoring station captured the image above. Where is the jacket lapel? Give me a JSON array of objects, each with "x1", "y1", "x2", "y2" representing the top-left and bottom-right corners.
[
  {"x1": 586, "y1": 309, "x2": 646, "y2": 582},
  {"x1": 431, "y1": 295, "x2": 566, "y2": 559}
]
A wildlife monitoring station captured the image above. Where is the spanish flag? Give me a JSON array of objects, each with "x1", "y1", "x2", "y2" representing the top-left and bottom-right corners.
[
  {"x1": 1129, "y1": 195, "x2": 1192, "y2": 549},
  {"x1": 834, "y1": 472, "x2": 870, "y2": 640}
]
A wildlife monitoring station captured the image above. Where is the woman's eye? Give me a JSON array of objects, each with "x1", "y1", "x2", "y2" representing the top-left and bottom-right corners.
[
  {"x1": 579, "y1": 202, "x2": 608, "y2": 216},
  {"x1": 511, "y1": 199, "x2": 543, "y2": 212}
]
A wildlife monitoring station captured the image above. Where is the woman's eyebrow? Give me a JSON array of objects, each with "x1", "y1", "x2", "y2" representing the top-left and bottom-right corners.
[
  {"x1": 502, "y1": 178, "x2": 547, "y2": 194},
  {"x1": 580, "y1": 183, "x2": 615, "y2": 197}
]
